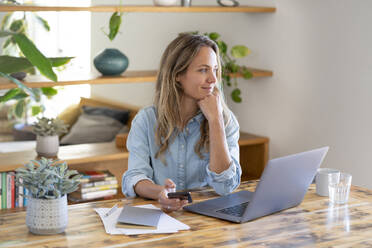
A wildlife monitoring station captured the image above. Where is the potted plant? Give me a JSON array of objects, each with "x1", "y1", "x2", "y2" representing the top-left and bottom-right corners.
[
  {"x1": 33, "y1": 117, "x2": 68, "y2": 158},
  {"x1": 15, "y1": 157, "x2": 82, "y2": 235},
  {"x1": 94, "y1": 5, "x2": 129, "y2": 76},
  {"x1": 0, "y1": 8, "x2": 73, "y2": 127}
]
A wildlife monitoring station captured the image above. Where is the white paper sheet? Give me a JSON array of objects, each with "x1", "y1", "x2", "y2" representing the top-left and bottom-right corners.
[{"x1": 94, "y1": 204, "x2": 190, "y2": 235}]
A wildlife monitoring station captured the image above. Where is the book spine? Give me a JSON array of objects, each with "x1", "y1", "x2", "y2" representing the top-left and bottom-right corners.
[
  {"x1": 24, "y1": 188, "x2": 28, "y2": 207},
  {"x1": 1, "y1": 173, "x2": 6, "y2": 209},
  {"x1": 7, "y1": 173, "x2": 11, "y2": 209},
  {"x1": 93, "y1": 179, "x2": 117, "y2": 187},
  {"x1": 15, "y1": 178, "x2": 18, "y2": 208},
  {"x1": 81, "y1": 184, "x2": 118, "y2": 193},
  {"x1": 81, "y1": 189, "x2": 117, "y2": 200},
  {"x1": 18, "y1": 179, "x2": 23, "y2": 208},
  {"x1": 10, "y1": 173, "x2": 15, "y2": 209},
  {"x1": 79, "y1": 176, "x2": 116, "y2": 184}
]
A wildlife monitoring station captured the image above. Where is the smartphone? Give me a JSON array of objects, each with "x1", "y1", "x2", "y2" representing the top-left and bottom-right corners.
[{"x1": 167, "y1": 191, "x2": 192, "y2": 203}]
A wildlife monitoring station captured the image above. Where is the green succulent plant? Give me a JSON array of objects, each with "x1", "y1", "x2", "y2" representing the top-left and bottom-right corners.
[
  {"x1": 32, "y1": 117, "x2": 69, "y2": 136},
  {"x1": 15, "y1": 158, "x2": 82, "y2": 199}
]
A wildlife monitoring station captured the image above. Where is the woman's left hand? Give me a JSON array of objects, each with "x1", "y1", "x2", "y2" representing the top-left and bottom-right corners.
[{"x1": 198, "y1": 93, "x2": 222, "y2": 123}]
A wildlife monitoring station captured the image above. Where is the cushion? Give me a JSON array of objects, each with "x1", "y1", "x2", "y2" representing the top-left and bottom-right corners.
[
  {"x1": 57, "y1": 104, "x2": 81, "y2": 129},
  {"x1": 60, "y1": 114, "x2": 124, "y2": 145},
  {"x1": 82, "y1": 106, "x2": 130, "y2": 125}
]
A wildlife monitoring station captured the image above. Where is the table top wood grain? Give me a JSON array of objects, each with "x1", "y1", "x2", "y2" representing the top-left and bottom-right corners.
[{"x1": 1, "y1": 181, "x2": 372, "y2": 248}]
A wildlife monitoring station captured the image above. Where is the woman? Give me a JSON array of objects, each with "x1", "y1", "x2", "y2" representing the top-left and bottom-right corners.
[{"x1": 122, "y1": 33, "x2": 241, "y2": 212}]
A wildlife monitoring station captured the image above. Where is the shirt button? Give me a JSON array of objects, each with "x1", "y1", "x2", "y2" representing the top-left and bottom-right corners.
[
  {"x1": 181, "y1": 144, "x2": 184, "y2": 149},
  {"x1": 186, "y1": 128, "x2": 189, "y2": 132},
  {"x1": 180, "y1": 164, "x2": 184, "y2": 168}
]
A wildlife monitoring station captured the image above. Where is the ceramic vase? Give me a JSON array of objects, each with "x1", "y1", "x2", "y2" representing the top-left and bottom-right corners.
[
  {"x1": 26, "y1": 195, "x2": 68, "y2": 235},
  {"x1": 93, "y1": 48, "x2": 129, "y2": 76},
  {"x1": 36, "y1": 135, "x2": 59, "y2": 158}
]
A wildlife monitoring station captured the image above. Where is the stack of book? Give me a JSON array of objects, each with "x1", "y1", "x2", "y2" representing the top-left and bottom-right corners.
[
  {"x1": 0, "y1": 172, "x2": 27, "y2": 209},
  {"x1": 68, "y1": 170, "x2": 118, "y2": 202}
]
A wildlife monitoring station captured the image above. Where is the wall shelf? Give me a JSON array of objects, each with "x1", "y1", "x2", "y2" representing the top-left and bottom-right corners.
[
  {"x1": 0, "y1": 68, "x2": 273, "y2": 89},
  {"x1": 0, "y1": 132, "x2": 268, "y2": 174},
  {"x1": 0, "y1": 5, "x2": 276, "y2": 13}
]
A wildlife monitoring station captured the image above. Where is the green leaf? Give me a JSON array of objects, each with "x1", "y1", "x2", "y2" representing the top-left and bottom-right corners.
[
  {"x1": 41, "y1": 87, "x2": 57, "y2": 97},
  {"x1": 9, "y1": 19, "x2": 25, "y2": 33},
  {"x1": 2, "y1": 37, "x2": 13, "y2": 50},
  {"x1": 231, "y1": 89, "x2": 242, "y2": 103},
  {"x1": 14, "y1": 99, "x2": 25, "y2": 118},
  {"x1": 108, "y1": 12, "x2": 122, "y2": 41},
  {"x1": 0, "y1": 55, "x2": 33, "y2": 74},
  {"x1": 31, "y1": 105, "x2": 42, "y2": 116},
  {"x1": 0, "y1": 72, "x2": 36, "y2": 100},
  {"x1": 13, "y1": 33, "x2": 57, "y2": 82},
  {"x1": 0, "y1": 56, "x2": 73, "y2": 74},
  {"x1": 12, "y1": 91, "x2": 28, "y2": 100},
  {"x1": 0, "y1": 30, "x2": 14, "y2": 38},
  {"x1": 34, "y1": 14, "x2": 50, "y2": 31},
  {"x1": 228, "y1": 63, "x2": 239, "y2": 73},
  {"x1": 0, "y1": 88, "x2": 22, "y2": 102},
  {"x1": 208, "y1": 32, "x2": 220, "y2": 41},
  {"x1": 49, "y1": 57, "x2": 73, "y2": 67},
  {"x1": 241, "y1": 67, "x2": 253, "y2": 79},
  {"x1": 231, "y1": 45, "x2": 251, "y2": 58},
  {"x1": 217, "y1": 40, "x2": 227, "y2": 54}
]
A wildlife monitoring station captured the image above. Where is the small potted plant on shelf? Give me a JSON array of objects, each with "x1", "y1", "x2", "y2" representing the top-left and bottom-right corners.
[
  {"x1": 33, "y1": 117, "x2": 69, "y2": 158},
  {"x1": 15, "y1": 158, "x2": 82, "y2": 235}
]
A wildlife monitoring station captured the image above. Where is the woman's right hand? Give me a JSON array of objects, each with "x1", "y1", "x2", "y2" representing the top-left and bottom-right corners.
[{"x1": 158, "y1": 178, "x2": 188, "y2": 213}]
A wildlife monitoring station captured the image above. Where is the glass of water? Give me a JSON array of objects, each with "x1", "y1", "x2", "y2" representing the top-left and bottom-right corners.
[{"x1": 328, "y1": 173, "x2": 352, "y2": 204}]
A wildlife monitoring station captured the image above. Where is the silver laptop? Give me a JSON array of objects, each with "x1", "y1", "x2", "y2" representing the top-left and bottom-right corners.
[{"x1": 184, "y1": 147, "x2": 329, "y2": 223}]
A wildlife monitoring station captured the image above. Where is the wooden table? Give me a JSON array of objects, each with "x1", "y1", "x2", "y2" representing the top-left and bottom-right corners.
[{"x1": 1, "y1": 181, "x2": 371, "y2": 248}]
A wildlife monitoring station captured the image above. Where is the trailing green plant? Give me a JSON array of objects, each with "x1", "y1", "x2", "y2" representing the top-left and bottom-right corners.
[
  {"x1": 102, "y1": 0, "x2": 124, "y2": 41},
  {"x1": 0, "y1": 9, "x2": 73, "y2": 123},
  {"x1": 189, "y1": 31, "x2": 252, "y2": 103},
  {"x1": 32, "y1": 117, "x2": 69, "y2": 136},
  {"x1": 15, "y1": 157, "x2": 82, "y2": 199}
]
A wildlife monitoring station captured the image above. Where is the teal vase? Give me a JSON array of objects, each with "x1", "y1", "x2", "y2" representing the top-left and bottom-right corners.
[{"x1": 93, "y1": 48, "x2": 129, "y2": 76}]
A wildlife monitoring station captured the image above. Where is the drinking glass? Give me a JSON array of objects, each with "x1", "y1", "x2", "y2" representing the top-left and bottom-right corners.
[{"x1": 328, "y1": 173, "x2": 352, "y2": 204}]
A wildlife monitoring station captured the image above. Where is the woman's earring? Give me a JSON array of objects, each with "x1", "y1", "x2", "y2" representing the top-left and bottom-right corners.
[{"x1": 217, "y1": 0, "x2": 239, "y2": 7}]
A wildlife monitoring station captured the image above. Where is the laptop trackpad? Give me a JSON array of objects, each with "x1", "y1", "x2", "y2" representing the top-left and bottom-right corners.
[{"x1": 196, "y1": 190, "x2": 253, "y2": 211}]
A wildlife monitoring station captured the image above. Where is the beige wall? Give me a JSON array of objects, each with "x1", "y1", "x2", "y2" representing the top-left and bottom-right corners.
[{"x1": 90, "y1": 0, "x2": 372, "y2": 189}]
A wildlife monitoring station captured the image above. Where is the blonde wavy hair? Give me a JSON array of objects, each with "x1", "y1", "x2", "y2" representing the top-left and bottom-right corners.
[{"x1": 154, "y1": 33, "x2": 231, "y2": 160}]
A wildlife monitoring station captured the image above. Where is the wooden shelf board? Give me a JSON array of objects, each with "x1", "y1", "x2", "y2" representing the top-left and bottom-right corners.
[
  {"x1": 0, "y1": 68, "x2": 273, "y2": 89},
  {"x1": 0, "y1": 132, "x2": 267, "y2": 173},
  {"x1": 0, "y1": 142, "x2": 128, "y2": 172},
  {"x1": 0, "y1": 5, "x2": 276, "y2": 13},
  {"x1": 239, "y1": 132, "x2": 269, "y2": 146}
]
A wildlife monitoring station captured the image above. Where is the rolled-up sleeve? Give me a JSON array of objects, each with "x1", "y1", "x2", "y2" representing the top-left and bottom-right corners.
[
  {"x1": 206, "y1": 112, "x2": 241, "y2": 195},
  {"x1": 122, "y1": 112, "x2": 155, "y2": 197}
]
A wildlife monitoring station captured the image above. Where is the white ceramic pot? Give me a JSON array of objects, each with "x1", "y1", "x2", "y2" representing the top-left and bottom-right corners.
[
  {"x1": 26, "y1": 195, "x2": 68, "y2": 235},
  {"x1": 153, "y1": 0, "x2": 177, "y2": 6},
  {"x1": 36, "y1": 135, "x2": 59, "y2": 158}
]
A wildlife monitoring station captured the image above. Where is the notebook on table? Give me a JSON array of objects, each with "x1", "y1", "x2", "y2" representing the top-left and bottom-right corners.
[
  {"x1": 116, "y1": 205, "x2": 163, "y2": 229},
  {"x1": 184, "y1": 147, "x2": 329, "y2": 223}
]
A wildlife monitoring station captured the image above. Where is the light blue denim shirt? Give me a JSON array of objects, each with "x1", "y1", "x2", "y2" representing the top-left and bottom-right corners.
[{"x1": 122, "y1": 106, "x2": 241, "y2": 197}]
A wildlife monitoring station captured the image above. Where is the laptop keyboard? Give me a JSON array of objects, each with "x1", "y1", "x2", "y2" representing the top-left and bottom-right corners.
[{"x1": 216, "y1": 202, "x2": 249, "y2": 217}]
